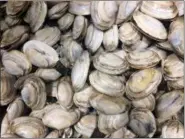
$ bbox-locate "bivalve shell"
[69,1,90,15]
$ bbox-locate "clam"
[74,114,97,138]
[140,1,178,20]
[98,111,129,134]
[93,52,129,75]
[0,68,16,106]
[72,15,88,40]
[24,1,47,32]
[155,90,184,121]
[0,25,29,50]
[156,41,174,51]
[174,1,184,16]
[110,127,136,138]
[103,25,118,52]
[45,130,63,138]
[161,120,184,138]
[89,70,125,96]
[57,13,75,31]
[133,11,167,41]
[126,68,162,100]
[23,40,59,68]
[31,27,61,46]
[91,1,118,30]
[129,108,156,137]
[71,51,90,91]
[35,68,61,82]
[126,49,161,69]
[2,50,32,76]
[116,1,140,24]
[42,108,81,130]
[69,1,90,15]
[85,24,103,53]
[168,17,184,58]
[48,2,68,20]
[10,116,48,138]
[90,92,130,115]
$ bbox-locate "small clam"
[10,116,48,138]
[74,114,97,138]
[110,127,136,138]
[23,40,59,68]
[161,120,184,138]
[93,52,129,75]
[31,27,61,46]
[174,1,184,16]
[90,92,130,115]
[42,108,81,130]
[129,108,156,138]
[71,51,90,91]
[98,111,129,134]
[48,2,68,20]
[89,70,125,96]
[85,24,103,53]
[126,68,162,100]
[2,50,32,76]
[24,1,47,32]
[140,1,178,20]
[133,11,167,41]
[126,49,161,69]
[69,1,90,15]
[103,25,118,52]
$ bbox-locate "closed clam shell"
[10,116,48,138]
[69,1,90,15]
[126,49,160,69]
[72,15,88,40]
[32,27,61,46]
[57,13,75,31]
[90,92,130,115]
[155,90,184,120]
[74,114,97,137]
[103,25,118,51]
[85,24,103,53]
[133,11,167,41]
[71,51,90,91]
[56,77,74,109]
[48,2,68,19]
[98,111,129,134]
[126,68,162,100]
[161,120,184,138]
[148,46,167,62]
[89,70,125,96]
[116,1,140,24]
[140,1,178,20]
[24,1,47,32]
[119,22,141,46]
[0,25,29,49]
[42,108,81,130]
[35,68,61,82]
[0,68,16,106]
[110,127,136,138]
[2,50,32,76]
[167,77,184,90]
[132,94,156,111]
[174,1,184,16]
[45,130,63,138]
[129,108,156,138]
[93,52,129,75]
[23,40,59,68]
[91,1,118,30]
[156,41,174,51]
[162,54,184,81]
[168,17,184,58]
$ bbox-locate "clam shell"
[10,116,48,138]
[148,46,167,62]
[133,11,167,41]
[45,130,63,138]
[156,41,174,51]
[89,70,125,96]
[167,77,184,90]
[110,127,136,138]
[93,52,129,75]
[69,1,90,15]
[126,68,162,100]
[140,1,178,20]
[90,92,130,115]
[129,108,156,137]
[174,1,184,16]
[23,40,59,68]
[32,27,61,46]
[71,51,90,91]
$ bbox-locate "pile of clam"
[0,1,184,138]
